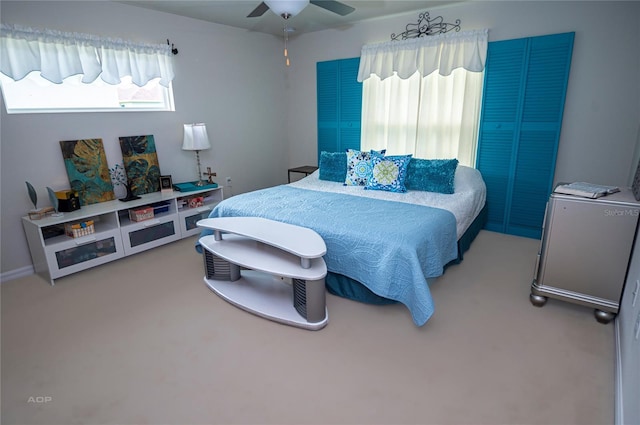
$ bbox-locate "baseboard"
[0,265,34,283]
[614,318,623,425]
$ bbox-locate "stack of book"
[554,182,620,199]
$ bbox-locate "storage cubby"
[42,212,118,247]
[22,186,223,284]
[177,188,223,237]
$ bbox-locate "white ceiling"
[115,1,464,37]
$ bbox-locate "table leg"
[293,278,326,323]
[204,250,240,281]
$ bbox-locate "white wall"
[0,1,288,274]
[2,0,639,277]
[286,1,640,188]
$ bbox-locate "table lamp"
[182,123,211,186]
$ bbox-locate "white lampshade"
[182,123,211,151]
[265,0,309,18]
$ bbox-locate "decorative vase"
[114,184,127,199]
[119,183,141,202]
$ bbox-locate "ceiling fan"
[247,0,355,20]
[249,1,354,67]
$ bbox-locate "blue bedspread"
[198,185,457,326]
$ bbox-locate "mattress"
[289,165,486,239]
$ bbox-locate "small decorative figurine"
[203,167,216,184]
[110,163,140,202]
[26,181,37,210]
[26,181,54,219]
[46,187,64,217]
[120,180,141,202]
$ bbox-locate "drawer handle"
[142,219,161,227]
[633,280,639,307]
[74,236,96,245]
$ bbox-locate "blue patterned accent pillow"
[318,151,347,182]
[344,149,387,186]
[405,158,459,194]
[365,155,412,193]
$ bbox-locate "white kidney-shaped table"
[197,217,328,330]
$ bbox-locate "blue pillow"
[318,151,347,182]
[365,155,412,193]
[405,158,459,194]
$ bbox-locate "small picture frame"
[160,175,173,193]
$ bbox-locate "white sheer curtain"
[0,24,174,87]
[358,29,488,166]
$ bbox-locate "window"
[0,23,175,114]
[358,30,488,166]
[0,72,175,114]
[361,67,484,166]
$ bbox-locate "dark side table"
[288,166,318,183]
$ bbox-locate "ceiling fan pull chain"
[283,26,291,67]
[284,28,288,57]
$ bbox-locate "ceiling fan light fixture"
[265,0,310,19]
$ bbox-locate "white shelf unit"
[22,186,223,284]
[178,190,223,237]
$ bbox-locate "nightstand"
[288,165,318,183]
[530,188,640,323]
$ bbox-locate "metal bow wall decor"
[390,11,461,40]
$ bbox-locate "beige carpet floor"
[1,230,614,425]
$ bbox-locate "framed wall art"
[59,138,115,206]
[119,134,161,196]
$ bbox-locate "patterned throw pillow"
[365,155,412,193]
[344,149,380,186]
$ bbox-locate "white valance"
[0,23,174,87]
[357,29,488,82]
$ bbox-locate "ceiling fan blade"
[247,2,270,18]
[310,0,355,16]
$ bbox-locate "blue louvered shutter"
[317,57,362,161]
[317,60,339,155]
[477,32,574,239]
[476,38,528,235]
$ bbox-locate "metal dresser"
[530,187,640,323]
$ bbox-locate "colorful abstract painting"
[119,135,161,196]
[59,139,115,206]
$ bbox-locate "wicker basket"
[129,207,154,222]
[64,220,95,238]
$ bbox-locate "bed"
[197,157,486,326]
